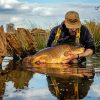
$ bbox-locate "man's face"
[64,20,77,32]
[69,28,78,36]
[69,28,77,32]
[64,20,80,35]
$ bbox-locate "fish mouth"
[22,56,32,63]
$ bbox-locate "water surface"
[0,54,100,100]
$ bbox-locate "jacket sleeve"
[83,26,95,54]
[47,27,57,47]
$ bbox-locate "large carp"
[23,44,84,64]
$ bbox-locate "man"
[47,11,95,64]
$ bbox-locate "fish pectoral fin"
[64,51,70,56]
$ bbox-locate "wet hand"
[67,52,78,60]
[62,53,78,64]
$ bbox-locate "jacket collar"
[59,21,68,31]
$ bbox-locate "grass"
[31,28,50,50]
[85,20,100,51]
[34,32,49,50]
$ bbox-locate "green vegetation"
[31,28,49,50]
[85,21,100,51]
[34,32,49,50]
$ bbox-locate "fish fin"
[64,51,69,56]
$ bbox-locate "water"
[0,54,100,100]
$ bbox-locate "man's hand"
[62,52,78,64]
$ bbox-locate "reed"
[35,33,49,50]
[31,28,49,50]
[85,20,100,50]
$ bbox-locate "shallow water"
[0,54,100,100]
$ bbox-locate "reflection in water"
[47,75,94,100]
[0,60,34,99]
[25,63,94,78]
[24,63,95,100]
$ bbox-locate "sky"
[0,0,100,30]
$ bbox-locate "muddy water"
[0,54,100,100]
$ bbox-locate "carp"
[23,44,84,64]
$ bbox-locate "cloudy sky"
[0,0,100,29]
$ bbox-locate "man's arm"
[62,26,95,63]
[83,25,95,54]
[78,48,93,58]
[62,49,93,64]
[71,26,95,59]
[78,25,95,58]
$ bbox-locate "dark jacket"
[47,22,95,64]
[47,22,95,53]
